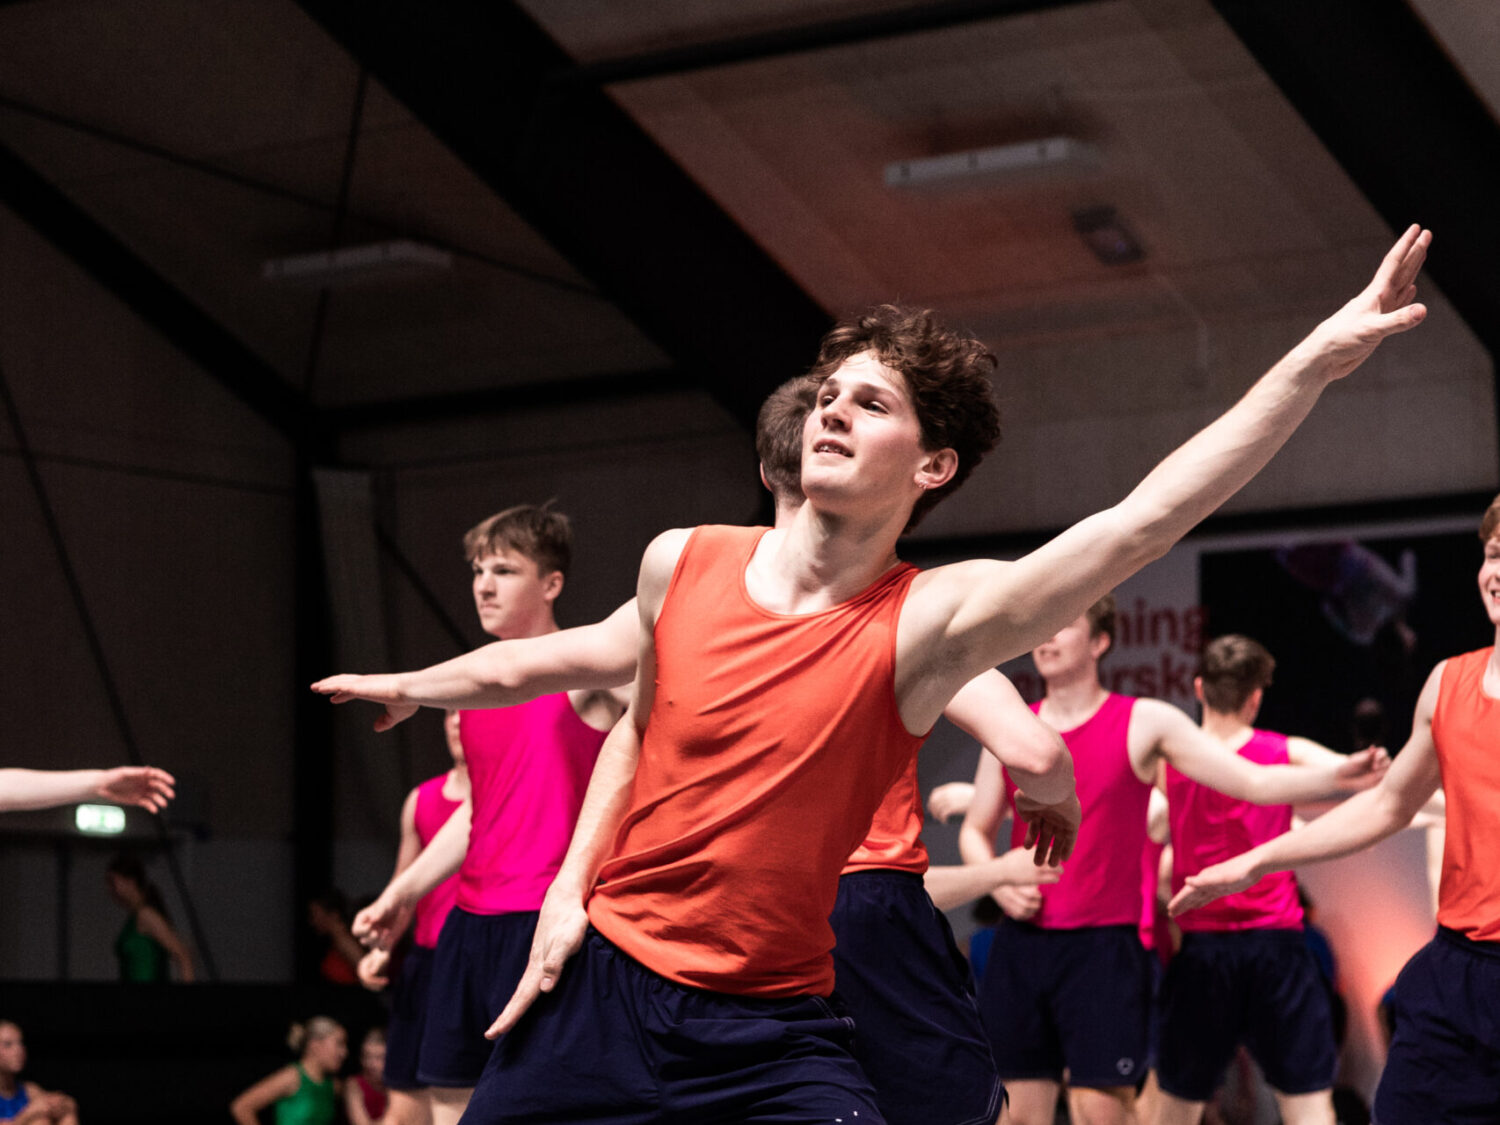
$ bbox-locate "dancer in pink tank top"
[345,505,625,1125]
[1154,635,1351,1125]
[354,710,468,1125]
[963,596,1387,1125]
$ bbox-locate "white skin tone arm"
[941,670,1078,864]
[1130,698,1387,804]
[0,766,175,813]
[231,1065,300,1125]
[312,599,639,730]
[353,798,471,950]
[893,228,1430,733]
[359,788,423,987]
[484,528,684,1039]
[957,752,1048,921]
[1171,661,1445,916]
[345,1077,376,1125]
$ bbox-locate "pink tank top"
[1007,693,1148,929]
[1139,838,1171,964]
[1167,729,1303,932]
[456,694,607,915]
[411,772,464,948]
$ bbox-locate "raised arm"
[0,765,175,813]
[485,528,688,1038]
[312,598,639,730]
[942,671,1078,863]
[1171,661,1445,916]
[1136,698,1386,805]
[899,228,1430,725]
[353,798,471,951]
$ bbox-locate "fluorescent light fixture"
[76,804,127,835]
[261,240,453,286]
[884,136,1099,187]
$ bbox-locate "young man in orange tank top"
[325,229,1431,1123]
[1171,493,1500,1124]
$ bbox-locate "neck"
[0,1075,15,1097]
[301,1058,326,1082]
[1201,708,1251,742]
[491,613,559,643]
[750,503,903,613]
[1040,669,1108,724]
[445,764,470,797]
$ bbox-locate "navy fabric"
[1374,928,1500,1125]
[830,871,1002,1125]
[416,907,538,1088]
[977,920,1150,1089]
[1156,928,1336,1101]
[463,928,886,1124]
[383,945,434,1090]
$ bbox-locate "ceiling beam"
[296,1,832,431]
[0,141,309,442]
[1212,0,1500,472]
[558,0,1099,88]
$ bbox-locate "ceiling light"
[261,240,453,286]
[884,136,1099,187]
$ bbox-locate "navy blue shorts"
[1156,928,1336,1101]
[384,944,435,1090]
[416,907,537,1088]
[830,871,1002,1125]
[977,920,1150,1089]
[1374,927,1500,1124]
[464,928,886,1124]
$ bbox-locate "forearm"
[1005,747,1074,808]
[924,858,1017,913]
[957,818,1000,866]
[1239,784,1416,879]
[388,804,469,905]
[548,712,642,903]
[0,768,106,812]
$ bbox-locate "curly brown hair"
[1198,634,1276,713]
[808,305,1001,529]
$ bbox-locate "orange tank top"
[842,758,929,874]
[1432,647,1500,943]
[587,525,925,996]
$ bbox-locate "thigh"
[1242,934,1336,1097]
[1374,937,1500,1125]
[417,911,537,1089]
[1051,927,1151,1090]
[831,873,1001,1125]
[1155,937,1246,1102]
[977,921,1065,1083]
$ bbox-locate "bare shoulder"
[1416,658,1448,717]
[638,528,694,604]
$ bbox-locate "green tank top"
[114,914,170,982]
[275,1065,336,1125]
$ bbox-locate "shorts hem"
[415,1071,481,1090]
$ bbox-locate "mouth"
[811,439,852,458]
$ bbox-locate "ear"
[541,569,564,603]
[915,447,958,492]
[1193,676,1204,704]
[759,464,771,494]
[1089,629,1112,661]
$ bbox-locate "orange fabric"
[588,525,925,996]
[842,758,929,874]
[1432,647,1500,943]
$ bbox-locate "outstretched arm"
[485,529,688,1039]
[0,766,176,813]
[1171,661,1445,916]
[312,599,639,730]
[942,671,1078,864]
[898,228,1430,728]
[1138,699,1387,804]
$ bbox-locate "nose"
[818,391,850,430]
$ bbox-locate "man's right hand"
[485,889,590,1039]
[1014,791,1081,866]
[993,882,1044,922]
[352,891,413,951]
[310,674,419,731]
[357,948,392,991]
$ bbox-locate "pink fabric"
[1007,693,1149,929]
[456,694,607,915]
[1139,838,1171,964]
[411,772,464,949]
[1167,728,1303,932]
